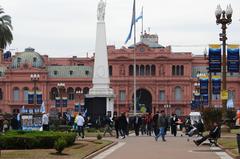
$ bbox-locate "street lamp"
[164,103,171,116]
[76,90,84,112]
[57,83,65,117]
[215,4,232,118]
[204,48,213,108]
[30,74,40,112]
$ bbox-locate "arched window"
[109,65,112,76]
[172,65,175,76]
[136,65,139,76]
[140,65,145,76]
[23,87,29,102]
[129,65,133,76]
[176,65,180,76]
[0,88,3,100]
[75,87,81,93]
[151,65,156,76]
[50,87,58,100]
[228,90,235,100]
[175,86,182,101]
[146,65,150,76]
[13,87,20,101]
[83,87,89,94]
[180,65,184,76]
[67,87,74,100]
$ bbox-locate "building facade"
[0,33,239,116]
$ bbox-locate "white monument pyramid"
[88,0,114,116]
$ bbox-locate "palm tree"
[0,6,13,50]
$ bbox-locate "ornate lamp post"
[57,83,65,117]
[215,4,232,121]
[76,90,84,112]
[30,74,40,112]
[164,101,171,116]
[204,49,213,108]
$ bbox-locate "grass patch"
[218,138,237,149]
[0,140,113,159]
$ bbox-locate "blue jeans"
[156,127,166,141]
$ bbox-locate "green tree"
[0,6,13,50]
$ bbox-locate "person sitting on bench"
[193,122,220,146]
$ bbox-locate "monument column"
[88,0,114,117]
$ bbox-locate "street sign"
[209,44,222,72]
[227,44,239,72]
[221,90,228,100]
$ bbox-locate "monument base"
[85,90,114,120]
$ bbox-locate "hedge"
[0,131,76,149]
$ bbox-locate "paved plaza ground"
[93,132,233,159]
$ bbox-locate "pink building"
[0,33,238,116]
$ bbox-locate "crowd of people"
[1,109,222,147]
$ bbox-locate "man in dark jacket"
[103,113,113,137]
[170,113,178,136]
[153,111,160,136]
[133,114,142,136]
[112,114,120,138]
[155,110,168,141]
[119,112,128,139]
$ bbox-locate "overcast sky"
[1,0,240,57]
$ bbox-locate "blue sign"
[212,78,221,94]
[28,92,34,104]
[55,97,60,107]
[227,46,239,72]
[202,95,208,105]
[200,78,208,95]
[209,46,221,72]
[37,93,42,105]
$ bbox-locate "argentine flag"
[135,7,143,23]
[125,0,135,44]
[125,3,143,44]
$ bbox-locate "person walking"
[112,114,120,138]
[119,112,127,139]
[153,111,160,136]
[155,110,168,142]
[146,112,153,136]
[133,114,142,136]
[103,113,113,137]
[42,112,49,131]
[170,113,178,136]
[76,112,85,139]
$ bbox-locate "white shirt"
[42,114,49,125]
[76,115,85,126]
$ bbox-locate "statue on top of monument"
[97,0,106,21]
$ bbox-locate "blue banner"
[62,97,68,107]
[202,95,208,105]
[36,92,42,105]
[28,92,34,104]
[200,78,208,95]
[55,97,60,107]
[227,45,239,72]
[209,44,221,72]
[212,77,221,94]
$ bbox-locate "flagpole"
[141,6,143,36]
[133,0,137,116]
